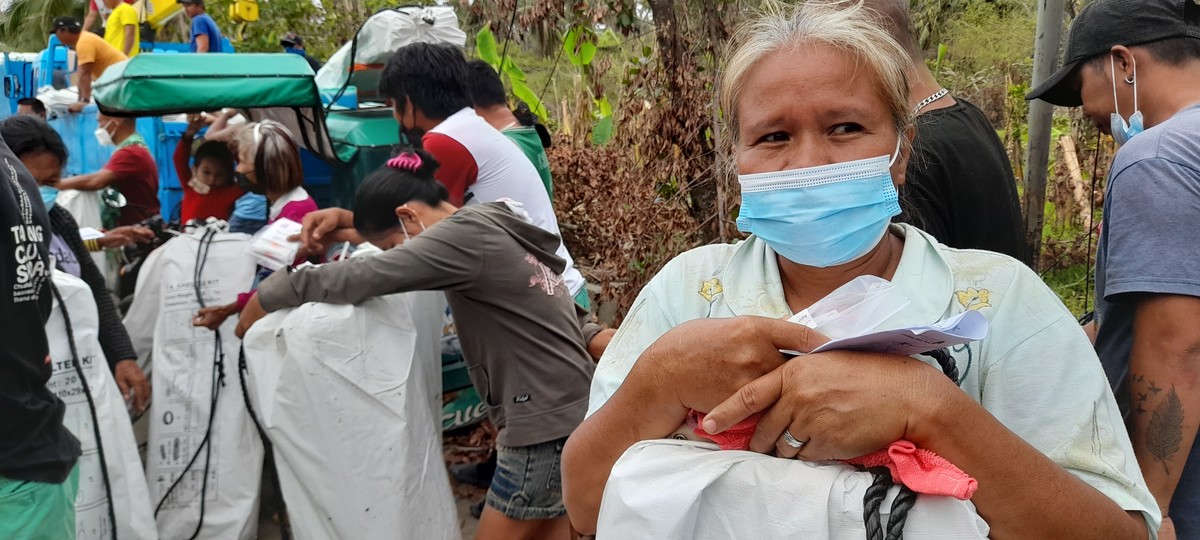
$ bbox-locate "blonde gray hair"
[719,0,915,140]
[233,120,305,196]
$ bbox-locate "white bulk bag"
[45,270,157,540]
[55,189,111,286]
[315,6,466,91]
[241,287,459,540]
[123,229,263,539]
[598,440,989,540]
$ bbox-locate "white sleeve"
[587,286,677,417]
[978,270,1160,534]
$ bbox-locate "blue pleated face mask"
[1110,55,1144,147]
[736,138,903,268]
[40,185,59,208]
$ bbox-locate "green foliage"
[563,25,597,67]
[0,0,83,52]
[940,0,1036,73]
[474,26,549,122]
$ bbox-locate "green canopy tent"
[93,53,339,163]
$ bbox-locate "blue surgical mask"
[1110,55,1143,147]
[284,47,302,56]
[39,185,59,208]
[736,139,903,268]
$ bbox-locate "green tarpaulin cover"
[94,53,320,115]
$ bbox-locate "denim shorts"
[486,437,568,520]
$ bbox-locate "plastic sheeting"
[123,229,263,539]
[315,6,466,91]
[597,440,989,539]
[46,270,157,540]
[242,283,459,540]
[55,190,110,287]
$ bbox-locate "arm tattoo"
[1139,377,1185,475]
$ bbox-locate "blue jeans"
[1172,439,1200,537]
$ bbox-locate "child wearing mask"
[176,114,243,223]
[191,120,319,330]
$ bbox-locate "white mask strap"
[888,136,903,167]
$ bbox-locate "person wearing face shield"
[561,1,1158,538]
[235,148,594,540]
[1027,1,1200,537]
[57,113,159,227]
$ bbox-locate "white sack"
[56,189,111,287]
[46,270,157,540]
[123,230,263,539]
[315,6,466,90]
[242,286,458,540]
[598,440,989,540]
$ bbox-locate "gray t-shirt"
[1095,103,1200,532]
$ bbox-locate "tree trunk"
[648,0,684,102]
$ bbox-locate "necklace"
[913,88,949,114]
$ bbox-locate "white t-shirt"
[589,224,1159,534]
[424,108,584,296]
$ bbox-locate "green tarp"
[94,53,320,115]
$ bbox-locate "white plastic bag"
[315,7,466,91]
[46,270,157,540]
[245,218,301,271]
[123,229,263,539]
[241,257,458,539]
[788,275,910,339]
[56,190,111,287]
[598,440,989,540]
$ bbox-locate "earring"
[1124,76,1135,84]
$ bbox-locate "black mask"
[236,172,266,195]
[400,127,426,149]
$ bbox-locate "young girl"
[176,114,243,223]
[236,149,594,540]
[192,120,319,330]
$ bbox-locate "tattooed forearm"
[1147,387,1185,474]
[1133,375,1185,475]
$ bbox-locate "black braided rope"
[861,347,960,540]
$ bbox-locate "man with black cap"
[177,0,224,53]
[51,16,127,113]
[1027,1,1200,537]
[280,32,322,72]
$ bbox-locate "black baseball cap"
[1027,0,1200,106]
[49,16,81,33]
[176,0,204,5]
[280,32,303,47]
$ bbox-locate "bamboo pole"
[1024,0,1067,270]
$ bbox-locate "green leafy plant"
[476,26,549,122]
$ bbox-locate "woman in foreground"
[561,1,1158,538]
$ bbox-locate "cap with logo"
[1027,0,1200,106]
[48,16,82,34]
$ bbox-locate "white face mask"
[397,207,427,244]
[94,121,116,148]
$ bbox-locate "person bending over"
[238,149,593,540]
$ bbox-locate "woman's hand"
[235,294,267,338]
[113,359,150,414]
[291,208,357,256]
[193,302,238,331]
[98,225,155,249]
[562,316,827,535]
[703,350,953,460]
[629,316,830,416]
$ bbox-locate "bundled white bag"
[598,440,989,539]
[55,189,111,286]
[123,229,263,539]
[315,7,466,91]
[45,270,157,540]
[242,279,459,540]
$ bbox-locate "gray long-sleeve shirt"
[258,203,594,447]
